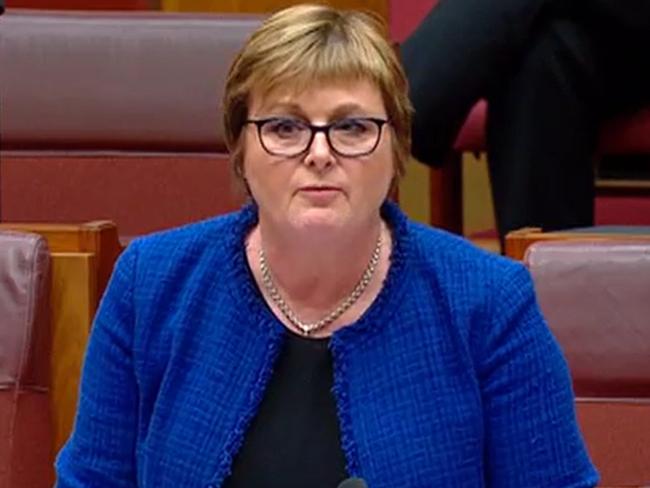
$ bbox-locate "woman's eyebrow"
[328,103,369,119]
[255,101,375,120]
[258,102,305,116]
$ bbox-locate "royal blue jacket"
[56,202,598,487]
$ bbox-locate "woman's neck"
[246,216,391,334]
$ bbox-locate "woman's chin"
[288,207,347,232]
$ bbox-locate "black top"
[223,331,348,488]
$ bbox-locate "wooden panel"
[7,0,155,9]
[505,227,650,261]
[0,221,122,312]
[163,0,388,19]
[399,158,431,225]
[463,152,495,236]
[2,221,115,251]
[50,252,95,456]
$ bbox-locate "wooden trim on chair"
[49,252,96,455]
[0,221,123,309]
[0,222,124,458]
[505,227,650,261]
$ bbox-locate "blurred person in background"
[404,0,650,241]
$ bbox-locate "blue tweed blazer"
[56,202,598,488]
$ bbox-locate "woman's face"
[242,78,394,234]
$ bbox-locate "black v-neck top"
[223,331,348,488]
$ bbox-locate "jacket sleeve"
[55,242,140,487]
[478,263,599,488]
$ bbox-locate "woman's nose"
[304,132,335,170]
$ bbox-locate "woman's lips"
[299,186,341,192]
[297,186,342,203]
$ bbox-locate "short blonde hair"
[222,4,412,191]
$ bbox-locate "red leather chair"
[0,231,54,488]
[1,10,263,238]
[435,103,650,233]
[389,0,650,234]
[526,240,650,487]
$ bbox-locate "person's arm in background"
[55,244,140,487]
[476,264,598,487]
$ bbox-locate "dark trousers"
[402,0,650,238]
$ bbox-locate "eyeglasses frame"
[244,116,390,158]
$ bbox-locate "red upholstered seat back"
[526,240,650,487]
[0,231,53,488]
[1,10,266,236]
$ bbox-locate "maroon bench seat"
[1,10,266,237]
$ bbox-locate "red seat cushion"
[453,101,487,152]
[453,100,650,155]
[600,107,650,154]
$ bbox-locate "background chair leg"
[430,153,463,234]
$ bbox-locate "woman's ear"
[243,177,253,197]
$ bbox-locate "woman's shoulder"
[127,206,252,266]
[405,220,523,280]
[398,219,535,317]
[101,207,254,337]
[112,206,254,298]
[382,203,526,302]
[136,210,243,252]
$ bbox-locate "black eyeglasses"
[244,116,389,158]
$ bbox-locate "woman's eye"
[267,120,302,137]
[335,119,369,134]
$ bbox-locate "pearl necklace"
[259,231,383,336]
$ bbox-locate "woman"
[55,5,598,487]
